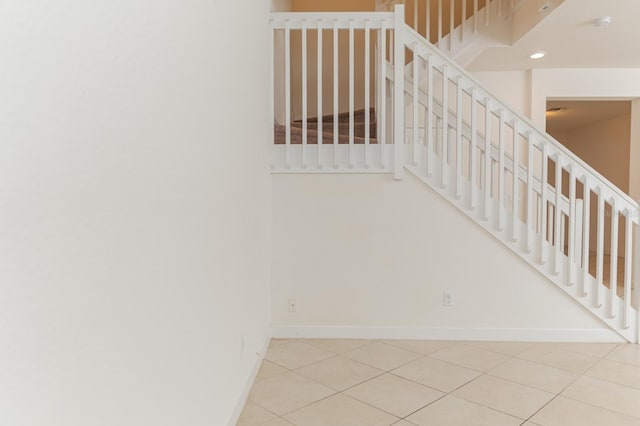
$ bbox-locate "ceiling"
[545,100,630,133]
[468,0,640,71]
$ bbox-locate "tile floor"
[237,339,640,426]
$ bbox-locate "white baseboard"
[227,336,271,426]
[272,325,625,343]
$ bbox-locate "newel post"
[393,4,405,180]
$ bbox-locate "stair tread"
[274,124,379,145]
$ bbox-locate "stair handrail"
[395,65,572,216]
[402,22,640,220]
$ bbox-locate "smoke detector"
[594,16,612,27]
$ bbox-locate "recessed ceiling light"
[594,16,612,27]
[530,51,546,59]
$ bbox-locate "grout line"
[254,339,640,424]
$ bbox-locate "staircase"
[269,5,640,342]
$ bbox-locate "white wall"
[0,1,271,425]
[271,174,615,341]
[472,71,531,119]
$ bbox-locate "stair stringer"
[404,157,639,343]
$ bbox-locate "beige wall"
[548,114,631,255]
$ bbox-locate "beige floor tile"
[586,358,640,390]
[344,373,444,417]
[488,358,579,393]
[256,360,288,382]
[453,375,554,419]
[262,419,293,426]
[295,356,383,391]
[343,342,423,371]
[284,394,399,426]
[463,341,535,357]
[548,342,618,358]
[517,344,600,373]
[392,356,480,393]
[531,395,640,426]
[406,395,523,426]
[429,343,510,372]
[381,340,455,355]
[392,421,416,426]
[561,376,640,419]
[606,344,640,367]
[236,401,278,426]
[248,372,335,416]
[265,341,334,369]
[303,338,373,354]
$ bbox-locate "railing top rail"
[270,11,395,29]
[402,23,639,216]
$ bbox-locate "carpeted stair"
[275,109,378,145]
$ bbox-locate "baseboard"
[226,335,271,426]
[272,325,625,343]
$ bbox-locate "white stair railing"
[269,5,640,342]
[377,0,516,60]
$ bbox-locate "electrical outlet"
[443,292,454,307]
[288,299,297,312]
[241,334,246,353]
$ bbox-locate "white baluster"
[302,20,308,168]
[379,21,387,168]
[568,165,576,285]
[473,0,478,33]
[485,0,490,25]
[596,189,605,308]
[348,20,355,168]
[609,199,619,318]
[553,154,562,275]
[461,0,466,42]
[426,55,433,177]
[581,177,591,297]
[623,213,634,328]
[449,0,454,51]
[333,19,339,168]
[455,76,463,200]
[512,121,519,242]
[483,99,491,221]
[317,19,323,167]
[441,65,449,188]
[497,110,505,232]
[284,21,293,168]
[393,4,405,179]
[269,18,275,154]
[470,88,478,210]
[365,20,371,168]
[412,44,419,166]
[526,132,533,253]
[539,143,548,264]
